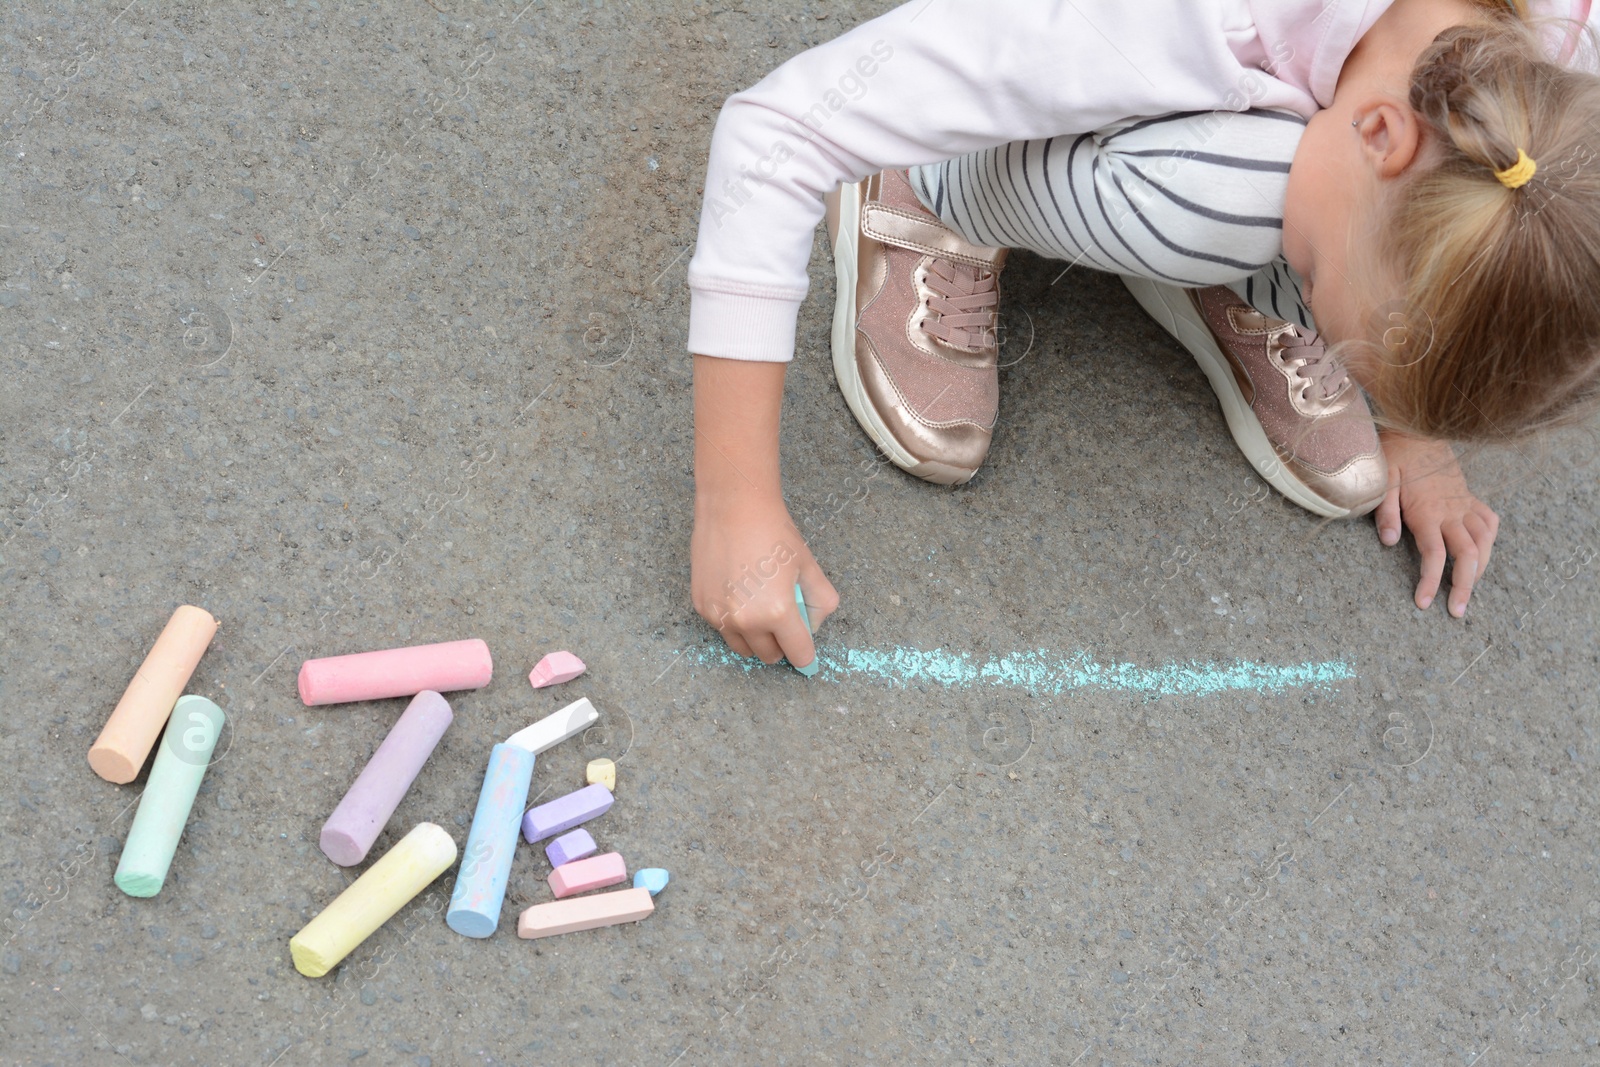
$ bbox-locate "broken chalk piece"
[90,605,219,784]
[790,584,818,677]
[522,783,614,843]
[290,822,457,978]
[585,757,616,792]
[549,852,627,898]
[528,650,586,689]
[517,886,654,939]
[446,742,536,939]
[297,638,492,707]
[633,868,670,897]
[113,695,225,897]
[546,828,597,868]
[320,691,454,866]
[503,697,599,755]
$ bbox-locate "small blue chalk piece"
[790,583,818,678]
[633,868,670,896]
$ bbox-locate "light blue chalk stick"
[633,868,670,896]
[447,743,535,938]
[545,828,597,868]
[791,583,818,677]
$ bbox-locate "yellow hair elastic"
[1495,149,1538,189]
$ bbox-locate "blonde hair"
[1357,14,1600,441]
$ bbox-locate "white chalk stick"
[503,697,598,755]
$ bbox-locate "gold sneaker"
[1122,277,1387,518]
[824,169,1008,485]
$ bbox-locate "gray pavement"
[3,2,1600,1064]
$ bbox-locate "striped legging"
[908,109,1317,331]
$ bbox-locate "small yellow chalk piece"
[586,758,616,792]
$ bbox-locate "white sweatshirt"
[685,0,1596,363]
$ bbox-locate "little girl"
[687,0,1600,671]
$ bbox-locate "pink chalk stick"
[549,852,626,898]
[528,651,586,689]
[517,886,654,939]
[298,639,492,706]
[319,691,454,866]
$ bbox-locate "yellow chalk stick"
[90,605,219,784]
[586,758,616,792]
[290,822,457,978]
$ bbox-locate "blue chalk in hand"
[522,783,614,843]
[790,583,818,677]
[545,828,597,868]
[633,868,670,896]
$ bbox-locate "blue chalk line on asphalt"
[693,644,1353,696]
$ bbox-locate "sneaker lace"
[922,258,999,350]
[1279,325,1351,403]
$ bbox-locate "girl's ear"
[1353,98,1423,179]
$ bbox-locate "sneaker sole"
[1119,275,1352,519]
[828,180,978,487]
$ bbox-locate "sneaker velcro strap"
[861,203,1006,270]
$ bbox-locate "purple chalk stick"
[545,828,597,868]
[320,691,454,866]
[522,784,613,843]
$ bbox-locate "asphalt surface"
[3,2,1599,1064]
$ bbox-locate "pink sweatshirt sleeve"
[1528,0,1596,64]
[685,0,1347,363]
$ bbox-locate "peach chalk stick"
[549,852,627,898]
[290,822,457,978]
[297,639,492,706]
[320,691,455,866]
[90,605,218,784]
[517,886,654,940]
[528,650,585,689]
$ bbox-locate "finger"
[1376,466,1403,546]
[720,626,756,661]
[1463,510,1496,581]
[1414,527,1447,611]
[772,599,818,673]
[1442,521,1480,618]
[797,565,841,631]
[744,629,786,666]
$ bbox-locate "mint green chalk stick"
[114,695,225,898]
[791,583,818,678]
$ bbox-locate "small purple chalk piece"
[522,783,614,844]
[546,828,598,868]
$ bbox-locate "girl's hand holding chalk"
[689,493,835,670]
[690,354,839,666]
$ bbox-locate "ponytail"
[1356,22,1600,440]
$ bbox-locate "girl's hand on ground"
[690,491,840,669]
[1374,432,1499,617]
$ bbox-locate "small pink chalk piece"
[549,852,626,899]
[517,886,654,939]
[528,651,586,689]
